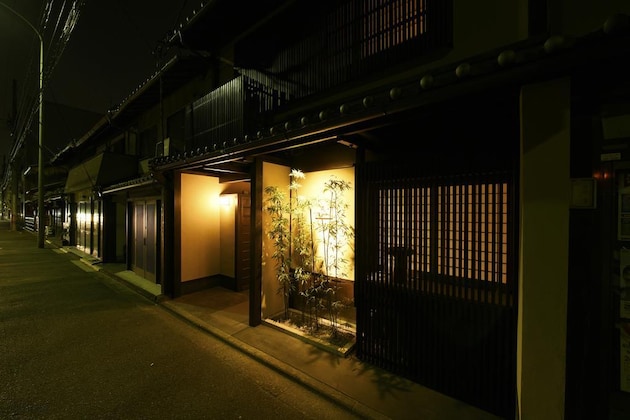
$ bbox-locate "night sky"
[0,0,199,163]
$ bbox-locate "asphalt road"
[0,229,361,419]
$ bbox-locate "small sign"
[602,152,622,161]
[570,178,596,209]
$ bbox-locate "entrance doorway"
[131,200,159,283]
[235,191,251,291]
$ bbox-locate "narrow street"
[0,226,360,419]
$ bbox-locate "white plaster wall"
[452,0,528,55]
[559,0,630,36]
[180,173,221,282]
[395,1,629,87]
[518,78,570,420]
[395,0,529,79]
[219,193,236,277]
[301,167,355,281]
[261,162,291,319]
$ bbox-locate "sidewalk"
[3,222,501,420]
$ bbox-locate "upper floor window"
[242,0,451,108]
[362,0,427,58]
[138,126,157,160]
[167,109,186,155]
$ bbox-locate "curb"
[98,267,167,304]
[46,237,389,419]
[160,301,389,420]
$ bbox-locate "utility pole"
[0,2,45,247]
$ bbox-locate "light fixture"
[219,194,236,207]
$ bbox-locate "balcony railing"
[184,75,291,149]
[182,0,453,151]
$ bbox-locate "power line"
[2,0,84,190]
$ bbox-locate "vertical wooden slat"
[240,0,451,109]
[357,161,516,418]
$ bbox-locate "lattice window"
[362,0,427,58]
[379,185,431,273]
[260,0,448,102]
[377,181,509,284]
[437,183,509,284]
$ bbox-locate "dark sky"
[0,0,199,162]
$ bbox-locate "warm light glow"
[219,194,237,207]
[379,181,509,285]
[77,209,87,224]
[298,168,355,281]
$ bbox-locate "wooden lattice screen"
[247,0,452,103]
[187,77,246,148]
[355,164,517,418]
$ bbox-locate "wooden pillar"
[250,158,263,326]
[161,173,175,297]
[172,172,182,298]
[68,197,77,246]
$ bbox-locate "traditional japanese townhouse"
[146,1,630,418]
[50,53,213,274]
[51,0,630,418]
[1,100,100,236]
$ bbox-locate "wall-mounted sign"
[570,178,596,209]
[602,152,622,161]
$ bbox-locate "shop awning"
[64,152,137,194]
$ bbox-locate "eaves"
[152,22,630,173]
[51,54,210,164]
[165,0,297,53]
[101,174,159,195]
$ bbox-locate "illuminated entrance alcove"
[261,162,356,356]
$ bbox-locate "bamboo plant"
[265,170,355,339]
[313,175,354,337]
[264,184,293,320]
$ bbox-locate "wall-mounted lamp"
[219,194,237,207]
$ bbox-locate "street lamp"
[0,2,45,248]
